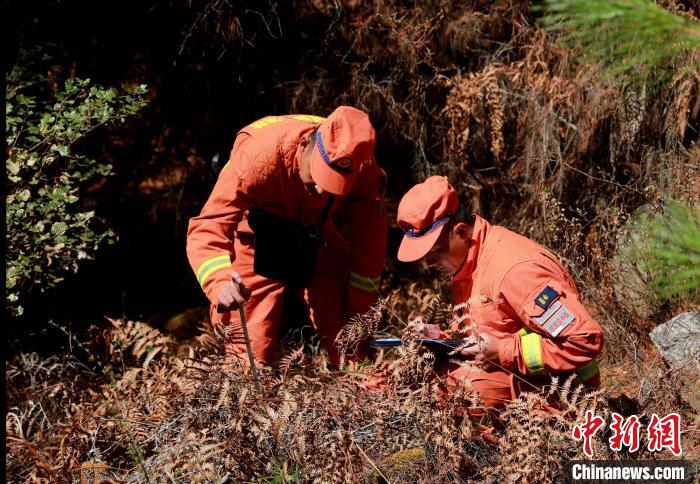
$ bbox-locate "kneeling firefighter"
[186,107,387,367]
[397,176,604,409]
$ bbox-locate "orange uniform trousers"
[210,228,349,367]
[438,361,601,411]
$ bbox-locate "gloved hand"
[460,332,501,369]
[358,373,387,392]
[217,270,252,312]
[408,315,447,339]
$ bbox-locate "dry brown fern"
[104,318,172,368]
[496,376,606,482]
[335,297,387,368]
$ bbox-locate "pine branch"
[633,201,700,301]
[538,0,700,83]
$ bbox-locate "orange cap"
[397,176,458,262]
[310,106,376,195]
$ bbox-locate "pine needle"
[538,0,700,84]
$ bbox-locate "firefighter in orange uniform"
[187,107,387,367]
[397,176,603,408]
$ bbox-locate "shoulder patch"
[534,286,559,310]
[533,300,561,325]
[543,304,575,337]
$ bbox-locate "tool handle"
[239,307,263,394]
[369,338,475,351]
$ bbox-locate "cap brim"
[397,223,445,262]
[310,148,358,196]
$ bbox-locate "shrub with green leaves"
[6,67,147,316]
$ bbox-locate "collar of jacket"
[291,128,315,174]
[451,214,490,283]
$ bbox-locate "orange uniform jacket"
[451,215,603,382]
[187,114,387,319]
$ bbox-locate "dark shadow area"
[5,0,418,351]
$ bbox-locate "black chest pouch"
[247,196,333,288]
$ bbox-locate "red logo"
[609,413,641,452]
[647,413,682,456]
[572,412,683,457]
[572,410,606,457]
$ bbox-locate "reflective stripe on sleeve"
[250,116,283,129]
[196,255,232,287]
[289,114,326,123]
[519,328,546,375]
[349,271,380,292]
[574,359,599,383]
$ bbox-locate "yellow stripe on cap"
[196,255,232,286]
[520,329,546,375]
[349,271,380,292]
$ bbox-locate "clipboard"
[369,338,475,352]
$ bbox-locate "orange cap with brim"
[310,106,376,195]
[397,176,458,262]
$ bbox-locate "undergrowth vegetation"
[8,305,694,482]
[5,0,700,482]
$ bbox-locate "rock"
[650,312,700,367]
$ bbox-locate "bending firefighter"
[397,176,604,408]
[187,107,387,367]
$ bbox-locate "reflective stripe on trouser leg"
[349,271,380,292]
[574,359,599,383]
